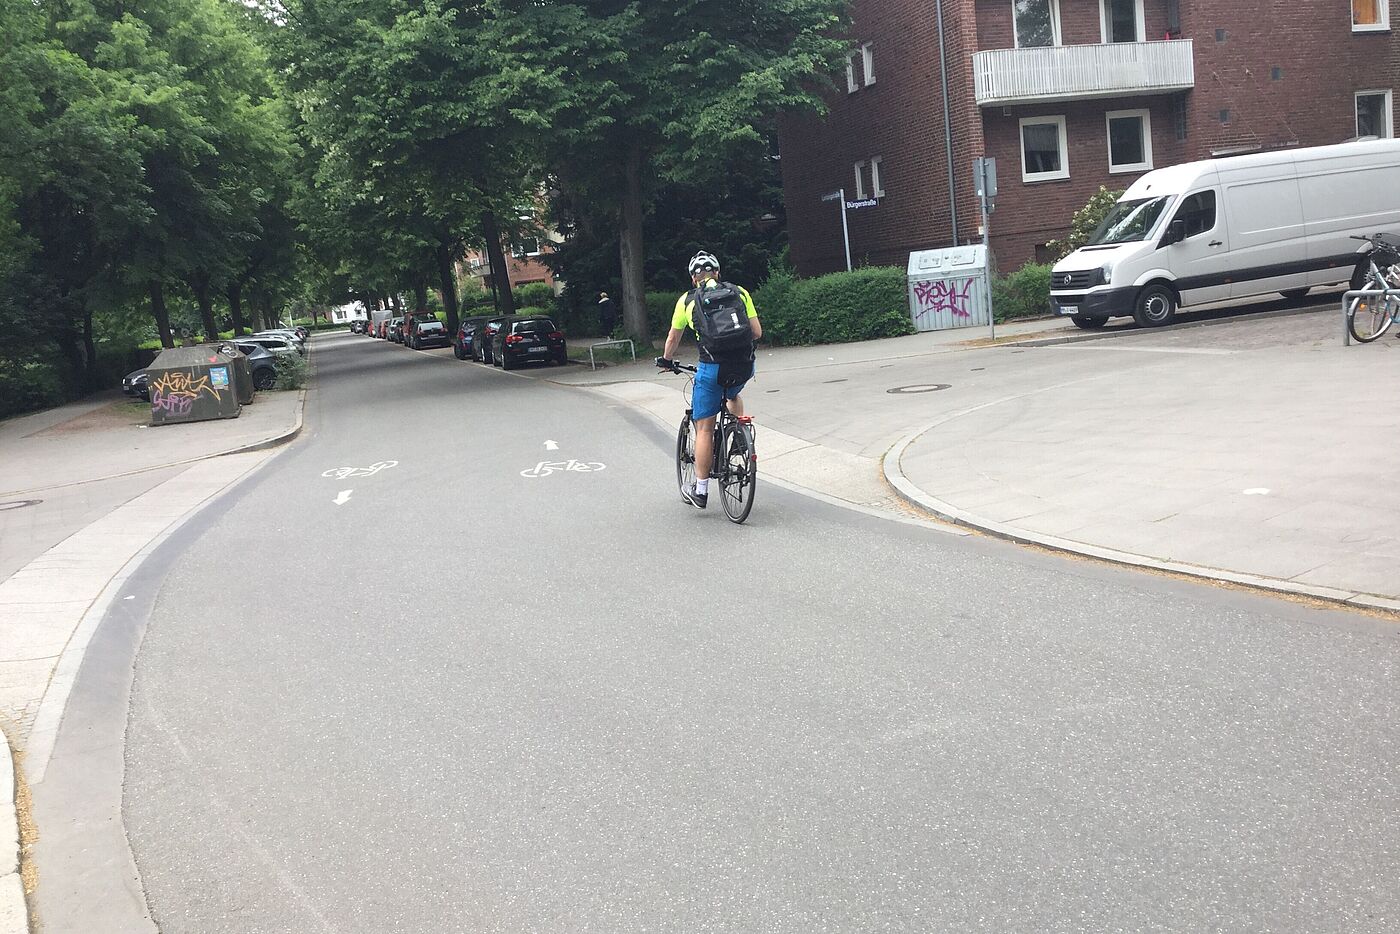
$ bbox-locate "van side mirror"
[1162,219,1186,247]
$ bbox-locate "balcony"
[973,40,1194,107]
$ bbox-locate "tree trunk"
[618,142,649,344]
[412,281,428,311]
[149,280,175,348]
[258,295,274,331]
[435,241,461,334]
[227,282,247,336]
[191,272,219,341]
[80,306,98,392]
[390,292,403,312]
[482,210,515,315]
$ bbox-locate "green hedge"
[756,266,913,346]
[991,263,1052,322]
[514,282,555,308]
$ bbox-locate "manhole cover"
[0,500,42,512]
[887,384,951,394]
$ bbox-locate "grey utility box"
[906,245,991,332]
[147,345,243,426]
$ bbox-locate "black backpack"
[690,282,753,360]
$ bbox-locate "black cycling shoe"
[681,483,708,509]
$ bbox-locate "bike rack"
[1341,288,1400,345]
[588,338,636,370]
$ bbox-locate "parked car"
[494,316,568,370]
[409,318,451,349]
[388,317,405,343]
[472,317,509,364]
[234,341,280,390]
[122,368,150,401]
[1050,138,1400,329]
[293,325,309,341]
[453,315,491,360]
[245,335,301,357]
[252,329,307,355]
[350,320,367,334]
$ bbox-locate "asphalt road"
[114,332,1399,933]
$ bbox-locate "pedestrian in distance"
[655,250,762,509]
[597,291,617,337]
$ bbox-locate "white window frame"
[1099,0,1146,43]
[1355,89,1394,138]
[1105,108,1153,173]
[1012,0,1062,48]
[846,54,858,93]
[853,161,868,199]
[1352,0,1390,32]
[1019,115,1069,182]
[870,156,885,198]
[861,42,875,86]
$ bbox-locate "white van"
[1049,139,1400,329]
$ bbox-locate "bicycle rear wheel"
[718,421,756,524]
[675,415,696,502]
[1348,292,1397,342]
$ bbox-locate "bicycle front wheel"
[718,421,756,524]
[1348,292,1397,343]
[675,415,696,502]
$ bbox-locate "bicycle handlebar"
[655,357,697,374]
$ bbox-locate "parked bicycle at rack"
[1346,232,1400,343]
[658,361,757,524]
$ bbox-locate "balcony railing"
[973,39,1194,107]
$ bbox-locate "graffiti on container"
[150,369,223,415]
[912,278,975,322]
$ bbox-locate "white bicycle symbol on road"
[321,460,399,480]
[520,460,607,478]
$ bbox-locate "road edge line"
[0,734,26,934]
[881,425,1399,617]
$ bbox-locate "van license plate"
[1058,305,1079,316]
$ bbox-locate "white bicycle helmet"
[687,250,720,277]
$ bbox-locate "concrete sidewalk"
[888,314,1400,611]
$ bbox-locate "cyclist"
[656,250,762,509]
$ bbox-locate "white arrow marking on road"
[334,490,353,506]
[544,440,559,451]
[1242,488,1271,496]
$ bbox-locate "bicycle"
[659,361,757,524]
[1346,233,1400,342]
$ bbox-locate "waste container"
[906,245,991,332]
[146,345,243,426]
[224,343,255,405]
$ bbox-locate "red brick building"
[779,0,1400,275]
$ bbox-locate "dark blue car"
[453,315,491,361]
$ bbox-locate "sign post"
[973,157,998,340]
[821,189,852,272]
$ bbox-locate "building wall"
[780,0,1400,275]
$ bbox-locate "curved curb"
[882,425,1400,617]
[0,738,27,933]
[0,389,306,498]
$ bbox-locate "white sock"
[696,478,709,494]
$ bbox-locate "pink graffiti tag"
[150,391,194,416]
[912,278,974,321]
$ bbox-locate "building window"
[853,160,867,199]
[870,156,885,197]
[1356,89,1394,138]
[1100,0,1144,43]
[513,236,541,258]
[1353,0,1389,31]
[1019,115,1068,181]
[846,54,858,93]
[1171,97,1187,140]
[1012,0,1060,48]
[1106,109,1153,173]
[861,42,875,86]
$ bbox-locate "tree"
[481,0,851,342]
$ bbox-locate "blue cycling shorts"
[692,360,754,420]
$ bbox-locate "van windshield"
[1086,196,1173,245]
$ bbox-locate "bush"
[759,266,913,346]
[0,361,66,419]
[515,305,549,318]
[514,282,555,308]
[1044,186,1124,262]
[273,351,309,390]
[991,262,1053,322]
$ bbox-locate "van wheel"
[1071,315,1108,330]
[1133,284,1177,327]
[1280,288,1310,301]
